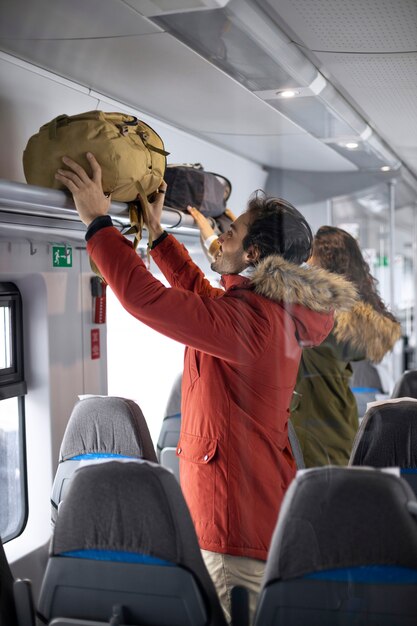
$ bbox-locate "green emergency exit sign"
[52,245,72,267]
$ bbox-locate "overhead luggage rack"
[0,179,199,242]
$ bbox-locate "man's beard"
[211,249,247,275]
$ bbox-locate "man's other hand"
[145,180,167,240]
[188,205,216,240]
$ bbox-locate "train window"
[0,283,27,543]
[0,304,12,369]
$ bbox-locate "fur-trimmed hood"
[249,256,400,361]
[334,302,402,363]
[250,255,357,313]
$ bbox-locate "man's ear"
[244,244,261,264]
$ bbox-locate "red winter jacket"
[87,228,353,560]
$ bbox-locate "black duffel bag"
[164,163,232,218]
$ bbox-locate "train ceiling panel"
[0,0,416,186]
[320,55,417,174]
[0,0,163,39]
[0,0,369,174]
[258,0,417,177]
[0,32,295,136]
[261,0,417,53]
[201,131,357,172]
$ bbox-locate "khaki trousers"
[201,549,265,625]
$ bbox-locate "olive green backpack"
[23,110,169,251]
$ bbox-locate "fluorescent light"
[345,142,359,150]
[381,166,391,172]
[277,89,299,98]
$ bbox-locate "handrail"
[0,179,198,234]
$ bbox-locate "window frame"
[0,282,28,543]
[0,283,26,399]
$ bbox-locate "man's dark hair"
[243,192,313,264]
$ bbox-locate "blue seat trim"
[69,453,136,460]
[304,565,417,583]
[351,387,380,393]
[401,468,417,474]
[60,549,174,566]
[164,413,181,420]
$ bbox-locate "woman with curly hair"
[291,226,402,467]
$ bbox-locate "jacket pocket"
[177,432,217,525]
[186,348,200,386]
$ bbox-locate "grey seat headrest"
[264,466,417,584]
[59,396,157,462]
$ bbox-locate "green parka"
[291,302,402,467]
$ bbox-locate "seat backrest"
[392,370,417,399]
[0,538,18,626]
[40,460,226,626]
[159,445,180,481]
[351,388,379,419]
[157,374,182,480]
[349,398,417,494]
[351,360,383,392]
[157,374,182,458]
[255,466,417,625]
[349,398,417,468]
[157,415,181,480]
[157,415,181,457]
[163,373,182,420]
[51,396,157,524]
[350,361,385,418]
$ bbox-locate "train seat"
[35,460,227,626]
[157,414,181,481]
[254,466,417,626]
[349,398,417,494]
[51,396,157,524]
[157,374,182,480]
[391,370,417,399]
[351,360,384,392]
[350,360,385,418]
[351,387,380,419]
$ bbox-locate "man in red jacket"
[56,153,356,624]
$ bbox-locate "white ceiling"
[260,0,417,176]
[0,0,416,180]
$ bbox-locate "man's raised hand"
[55,152,111,226]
